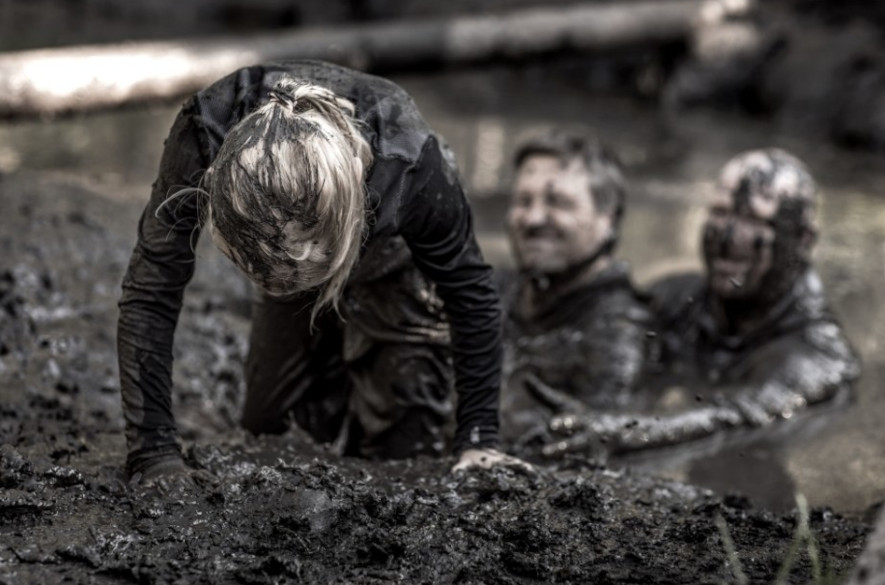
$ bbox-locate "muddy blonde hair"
[206,76,373,323]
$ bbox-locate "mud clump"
[5,444,870,584]
[0,174,872,584]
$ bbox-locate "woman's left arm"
[398,135,502,454]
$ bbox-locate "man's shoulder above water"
[646,271,706,324]
[499,261,654,424]
[646,268,859,384]
[500,261,651,333]
[650,268,836,330]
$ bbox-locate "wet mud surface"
[0,172,873,583]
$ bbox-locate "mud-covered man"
[499,129,652,444]
[545,148,860,457]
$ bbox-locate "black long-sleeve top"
[118,61,501,472]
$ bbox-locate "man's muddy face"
[702,165,779,299]
[507,155,613,274]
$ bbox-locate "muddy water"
[1,65,883,523]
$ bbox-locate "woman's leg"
[241,291,350,444]
[347,341,454,459]
[341,238,456,459]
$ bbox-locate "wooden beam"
[0,1,703,119]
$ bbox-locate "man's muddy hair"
[514,127,627,238]
[206,76,373,324]
[720,148,817,232]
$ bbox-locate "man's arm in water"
[543,322,859,457]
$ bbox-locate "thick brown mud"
[0,171,871,584]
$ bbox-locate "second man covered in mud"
[545,148,860,457]
[499,128,652,444]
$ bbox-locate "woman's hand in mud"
[452,448,534,473]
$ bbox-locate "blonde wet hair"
[205,76,373,324]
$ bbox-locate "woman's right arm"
[117,99,207,479]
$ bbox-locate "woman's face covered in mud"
[702,149,817,300]
[507,154,613,275]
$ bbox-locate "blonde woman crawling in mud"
[117,60,525,485]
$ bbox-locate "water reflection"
[1,66,882,513]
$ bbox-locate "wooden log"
[0,1,703,119]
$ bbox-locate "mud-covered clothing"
[648,268,860,428]
[543,268,860,457]
[118,61,501,474]
[242,239,454,459]
[500,261,652,439]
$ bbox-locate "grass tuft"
[717,493,844,585]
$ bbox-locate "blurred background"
[1,0,883,514]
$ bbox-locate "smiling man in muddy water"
[544,148,860,456]
[499,128,652,445]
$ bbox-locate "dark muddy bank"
[0,171,871,583]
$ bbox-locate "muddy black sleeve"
[725,324,860,426]
[117,99,207,474]
[598,324,860,453]
[568,407,744,455]
[399,136,501,451]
